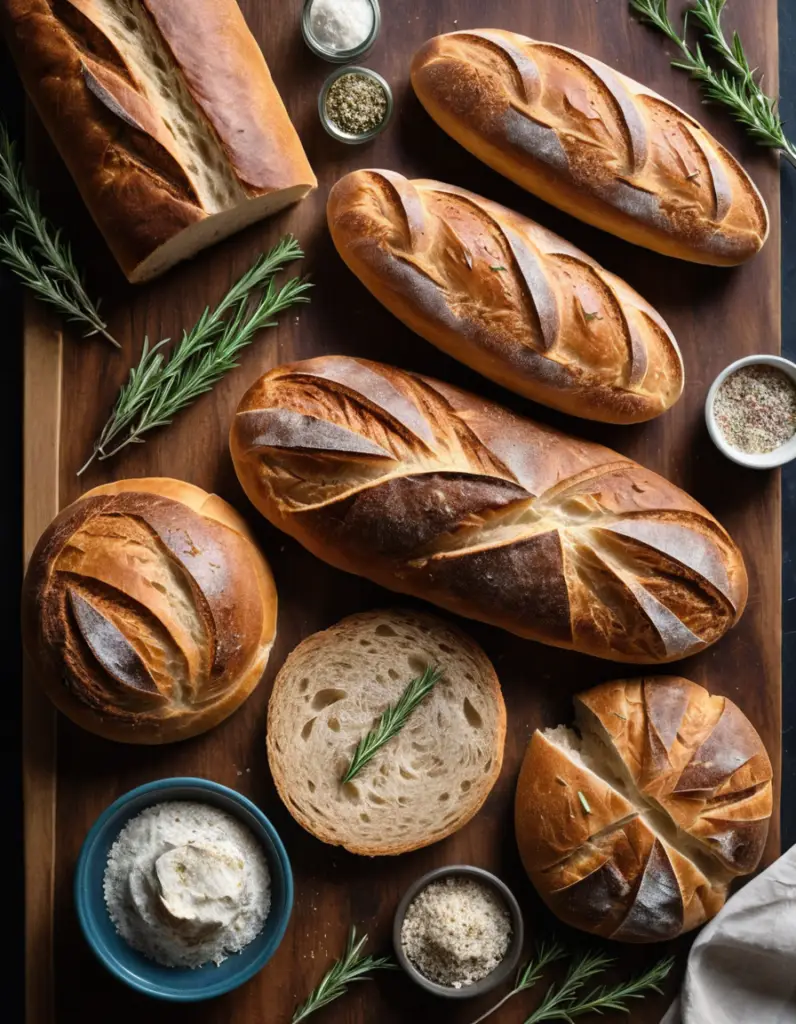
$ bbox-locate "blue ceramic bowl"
[75,777,293,1001]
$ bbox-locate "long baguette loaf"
[230,356,748,664]
[328,170,683,423]
[1,0,316,282]
[411,30,768,265]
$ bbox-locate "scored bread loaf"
[267,609,506,856]
[1,0,316,282]
[328,170,683,423]
[411,31,768,265]
[230,355,747,664]
[22,477,277,743]
[515,678,773,942]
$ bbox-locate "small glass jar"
[319,66,393,144]
[302,0,382,64]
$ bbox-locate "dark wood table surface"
[4,1,796,1022]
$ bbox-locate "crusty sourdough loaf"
[411,31,768,266]
[22,478,277,743]
[328,170,683,423]
[515,678,773,942]
[267,609,506,856]
[229,355,748,664]
[1,0,316,282]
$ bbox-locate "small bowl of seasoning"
[75,778,294,1001]
[706,354,796,469]
[393,866,524,999]
[302,0,381,63]
[319,65,392,144]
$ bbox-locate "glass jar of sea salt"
[302,0,381,63]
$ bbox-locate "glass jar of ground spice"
[319,66,392,143]
[707,357,796,469]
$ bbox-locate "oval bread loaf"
[22,478,277,743]
[230,355,748,664]
[267,609,506,856]
[411,31,769,265]
[328,170,683,423]
[515,677,773,942]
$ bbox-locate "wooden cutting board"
[22,1,781,1022]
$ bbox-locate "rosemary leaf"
[291,928,396,1023]
[78,236,310,474]
[629,0,796,166]
[341,666,443,784]
[0,123,117,346]
[470,941,568,1024]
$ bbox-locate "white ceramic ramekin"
[705,354,796,470]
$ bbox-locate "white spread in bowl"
[103,800,271,968]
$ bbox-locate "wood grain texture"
[22,296,60,1024]
[22,2,781,1023]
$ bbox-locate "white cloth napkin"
[661,844,796,1024]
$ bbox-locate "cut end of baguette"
[128,184,314,282]
[267,609,506,856]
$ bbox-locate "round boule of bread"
[267,609,506,856]
[515,677,773,943]
[22,477,277,744]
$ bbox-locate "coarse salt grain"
[714,365,796,454]
[400,877,511,989]
[310,0,374,52]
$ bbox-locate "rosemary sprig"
[524,951,673,1023]
[78,236,310,474]
[688,0,756,87]
[629,0,796,166]
[341,665,443,784]
[0,123,117,346]
[291,928,396,1023]
[524,951,615,1024]
[470,941,568,1024]
[562,956,675,1018]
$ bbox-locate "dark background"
[2,1,794,1016]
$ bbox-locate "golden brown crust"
[576,678,774,875]
[328,170,684,423]
[515,677,772,943]
[515,731,635,873]
[230,355,748,664]
[21,477,277,744]
[141,0,308,191]
[411,31,769,265]
[536,817,724,943]
[0,0,316,281]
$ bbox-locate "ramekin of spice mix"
[706,355,796,469]
[393,866,524,1000]
[319,66,392,143]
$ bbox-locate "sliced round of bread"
[267,609,506,856]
